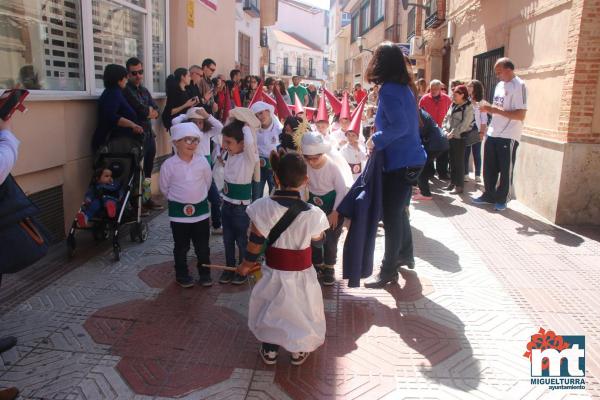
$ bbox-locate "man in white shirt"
[474,57,527,211]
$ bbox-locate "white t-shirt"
[487,76,528,141]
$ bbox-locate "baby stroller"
[67,136,149,261]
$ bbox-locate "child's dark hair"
[270,151,307,189]
[221,119,245,142]
[93,165,109,182]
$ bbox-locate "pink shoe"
[413,193,433,200]
[76,211,89,228]
[105,201,117,218]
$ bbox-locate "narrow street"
[1,181,598,400]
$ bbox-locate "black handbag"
[0,174,51,274]
[462,126,481,146]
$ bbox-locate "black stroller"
[67,136,149,261]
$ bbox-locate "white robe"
[246,197,330,352]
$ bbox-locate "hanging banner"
[187,0,194,27]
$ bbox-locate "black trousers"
[418,151,440,196]
[170,219,210,280]
[435,150,449,177]
[449,138,466,187]
[381,168,420,273]
[483,136,519,204]
[312,220,343,266]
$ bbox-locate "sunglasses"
[130,70,144,76]
[180,137,200,145]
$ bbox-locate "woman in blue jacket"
[364,43,427,288]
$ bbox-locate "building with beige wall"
[2,0,278,242]
[413,0,600,225]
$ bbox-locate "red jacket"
[419,93,452,127]
[354,89,367,104]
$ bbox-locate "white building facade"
[235,1,261,77]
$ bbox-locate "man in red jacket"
[419,79,452,179]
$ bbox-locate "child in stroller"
[76,165,123,227]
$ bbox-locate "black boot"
[364,269,399,288]
[0,336,17,354]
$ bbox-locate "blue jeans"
[464,141,482,176]
[221,201,249,267]
[252,166,275,201]
[207,180,222,228]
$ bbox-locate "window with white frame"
[0,0,167,95]
[373,0,384,23]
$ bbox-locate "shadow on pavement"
[412,227,461,273]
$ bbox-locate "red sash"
[265,247,312,271]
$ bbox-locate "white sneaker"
[260,346,278,365]
[291,352,310,366]
[463,174,470,182]
[475,176,482,183]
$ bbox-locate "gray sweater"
[442,101,474,139]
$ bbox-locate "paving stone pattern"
[1,185,598,399]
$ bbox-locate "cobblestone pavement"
[1,182,599,399]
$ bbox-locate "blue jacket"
[92,87,139,151]
[372,82,426,171]
[337,150,384,287]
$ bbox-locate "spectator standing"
[213,74,230,123]
[243,76,260,107]
[307,84,318,107]
[367,84,379,105]
[419,79,452,179]
[465,79,487,183]
[228,69,243,108]
[441,85,474,195]
[198,58,218,114]
[92,64,144,151]
[416,78,428,102]
[123,57,163,212]
[288,76,308,106]
[162,68,198,129]
[363,42,426,288]
[414,108,448,200]
[277,80,292,105]
[353,83,367,104]
[264,77,276,100]
[475,57,527,211]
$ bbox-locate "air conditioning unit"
[410,36,424,56]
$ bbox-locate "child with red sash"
[159,122,213,288]
[301,131,349,286]
[219,108,260,285]
[237,152,329,366]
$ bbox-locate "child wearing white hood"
[159,122,213,288]
[250,101,281,200]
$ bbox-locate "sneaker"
[314,264,324,278]
[413,193,433,200]
[472,196,494,205]
[451,186,464,194]
[464,174,470,182]
[176,276,195,288]
[321,265,335,286]
[211,227,223,235]
[475,176,482,183]
[494,202,507,211]
[143,199,164,210]
[291,352,310,366]
[260,346,278,365]
[231,273,248,285]
[76,211,90,228]
[443,184,455,191]
[219,270,235,284]
[198,273,213,287]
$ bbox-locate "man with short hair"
[419,79,453,180]
[288,76,308,106]
[123,57,163,212]
[475,57,527,211]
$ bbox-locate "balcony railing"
[283,66,292,76]
[308,69,316,78]
[267,62,276,74]
[425,0,445,29]
[407,7,416,40]
[243,0,260,18]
